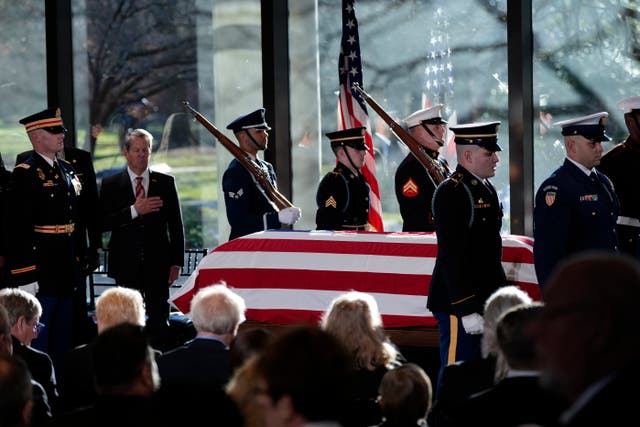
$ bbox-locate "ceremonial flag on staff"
[337,0,383,232]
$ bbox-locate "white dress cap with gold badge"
[403,105,447,128]
[617,96,640,113]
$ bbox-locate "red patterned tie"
[135,176,145,198]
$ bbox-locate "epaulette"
[15,163,30,170]
[450,172,464,186]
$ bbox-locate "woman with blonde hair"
[321,291,403,427]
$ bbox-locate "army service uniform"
[315,162,370,230]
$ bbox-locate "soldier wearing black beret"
[315,127,370,231]
[428,121,507,392]
[6,107,84,373]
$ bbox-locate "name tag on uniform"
[580,194,598,202]
[43,180,55,187]
[475,198,491,209]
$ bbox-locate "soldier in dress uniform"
[428,121,507,393]
[597,96,640,258]
[315,127,370,231]
[395,105,452,231]
[222,108,301,240]
[533,112,619,287]
[6,107,84,374]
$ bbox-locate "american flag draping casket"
[170,230,539,328]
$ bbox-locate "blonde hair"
[95,287,146,334]
[320,291,397,370]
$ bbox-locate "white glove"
[461,313,484,335]
[278,207,302,225]
[19,281,39,296]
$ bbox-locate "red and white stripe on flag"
[337,0,383,232]
[170,230,540,328]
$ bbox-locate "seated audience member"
[530,252,640,426]
[229,326,272,371]
[0,303,51,426]
[453,303,567,427]
[0,288,58,412]
[321,291,404,427]
[157,282,246,389]
[0,354,34,427]
[227,355,267,427]
[429,285,533,427]
[377,363,433,427]
[255,325,353,427]
[57,286,146,412]
[54,323,158,427]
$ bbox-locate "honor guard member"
[598,97,640,258]
[428,121,507,393]
[534,112,619,287]
[7,107,84,373]
[395,105,452,231]
[316,127,370,231]
[222,108,301,240]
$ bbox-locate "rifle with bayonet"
[183,101,294,211]
[351,83,448,186]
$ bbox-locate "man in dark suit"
[157,282,245,389]
[7,107,84,374]
[222,108,301,240]
[16,145,101,345]
[533,112,619,287]
[429,121,507,391]
[99,128,184,350]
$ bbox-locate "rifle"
[183,101,294,211]
[351,83,448,186]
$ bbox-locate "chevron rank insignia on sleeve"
[324,196,337,208]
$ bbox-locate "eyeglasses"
[33,322,45,334]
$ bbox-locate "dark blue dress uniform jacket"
[394,152,450,232]
[6,153,82,294]
[598,138,640,257]
[428,165,506,316]
[534,159,619,287]
[222,158,280,240]
[315,162,370,230]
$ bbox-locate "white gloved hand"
[461,313,484,335]
[278,207,302,225]
[19,281,39,296]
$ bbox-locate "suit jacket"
[6,152,82,293]
[534,159,619,286]
[99,168,184,285]
[428,165,506,315]
[156,337,232,389]
[13,335,58,410]
[222,158,281,240]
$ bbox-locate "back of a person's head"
[496,303,544,371]
[229,327,272,370]
[0,304,12,355]
[0,288,42,327]
[190,282,246,335]
[482,285,533,357]
[378,363,432,425]
[257,325,352,423]
[95,287,146,334]
[544,252,640,364]
[0,354,33,427]
[91,322,155,394]
[320,291,396,369]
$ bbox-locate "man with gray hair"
[58,286,147,412]
[99,128,185,350]
[157,281,246,389]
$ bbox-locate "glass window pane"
[293,0,510,232]
[0,1,47,168]
[533,0,640,189]
[72,0,262,249]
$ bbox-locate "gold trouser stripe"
[447,314,458,366]
[11,265,36,274]
[34,223,75,234]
